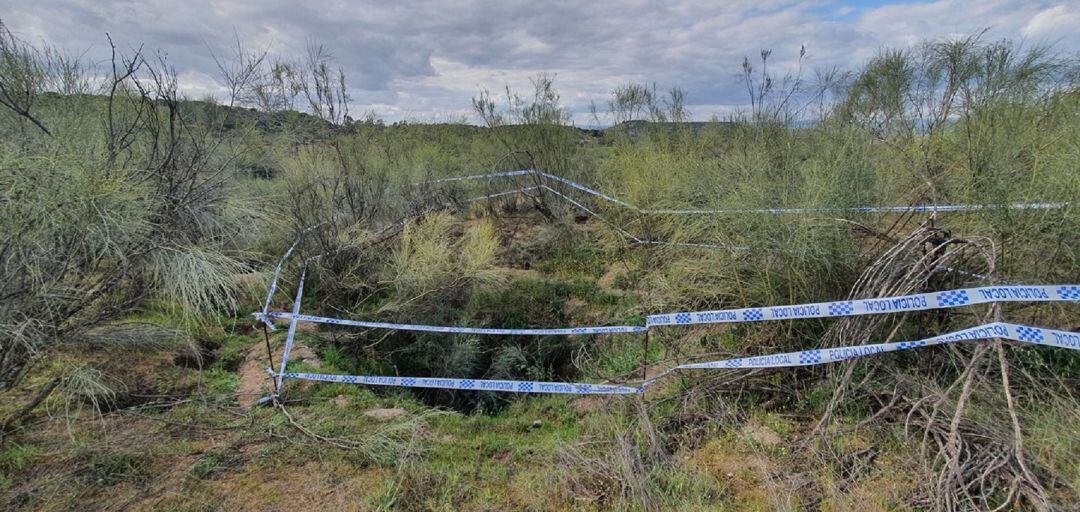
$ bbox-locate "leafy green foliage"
[0,24,1077,509]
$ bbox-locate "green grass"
[0,28,1077,510]
[204,368,240,396]
[81,451,151,486]
[0,444,39,476]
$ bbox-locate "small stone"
[333,394,348,407]
[741,422,782,447]
[363,408,407,421]
[531,419,542,429]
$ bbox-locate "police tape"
[279,372,643,394]
[258,174,1077,398]
[468,186,542,202]
[263,311,647,335]
[422,169,1069,215]
[259,284,1080,337]
[264,172,1052,318]
[647,285,1080,327]
[276,269,307,391]
[645,322,1079,379]
[420,169,534,184]
[535,184,640,241]
[259,238,300,330]
[458,182,1012,256]
[271,321,1079,395]
[536,185,744,251]
[534,170,634,208]
[254,180,733,335]
[258,222,330,330]
[638,203,1068,215]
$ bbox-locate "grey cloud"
[1,0,1075,122]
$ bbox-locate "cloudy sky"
[2,1,1077,124]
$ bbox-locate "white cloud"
[1022,5,1080,40]
[0,0,1075,123]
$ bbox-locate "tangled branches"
[809,220,1064,510]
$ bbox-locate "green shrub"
[81,452,150,486]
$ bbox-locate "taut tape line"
[276,269,307,392]
[423,169,1068,215]
[262,285,1079,336]
[469,186,542,202]
[537,185,745,251]
[420,169,533,184]
[641,321,1080,388]
[263,311,647,335]
[648,285,1079,327]
[280,372,643,394]
[651,322,1079,373]
[275,321,1080,394]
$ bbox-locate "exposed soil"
[597,264,628,294]
[235,338,321,408]
[362,408,407,421]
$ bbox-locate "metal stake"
[642,330,650,382]
[261,323,278,394]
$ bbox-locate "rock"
[333,394,348,408]
[531,419,543,429]
[741,422,783,447]
[363,408,407,421]
[288,344,321,368]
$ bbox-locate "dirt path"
[235,337,320,408]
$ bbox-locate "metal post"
[261,323,278,394]
[642,330,650,382]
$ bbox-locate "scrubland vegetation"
[1,19,1078,510]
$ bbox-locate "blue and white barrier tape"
[420,169,533,185]
[259,233,309,332]
[276,269,307,391]
[640,321,1080,388]
[259,222,334,331]
[273,321,1078,394]
[264,311,646,335]
[261,238,301,318]
[648,322,1079,376]
[537,185,745,251]
[534,170,634,208]
[647,285,1079,327]
[457,182,1007,257]
[536,184,643,242]
[279,372,642,394]
[639,202,1068,215]
[469,186,542,202]
[422,169,1068,215]
[263,285,1078,337]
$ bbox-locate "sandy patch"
[236,338,321,408]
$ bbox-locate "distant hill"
[605,119,733,141]
[31,93,737,144]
